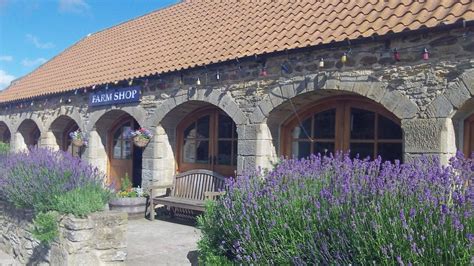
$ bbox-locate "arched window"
[282,98,403,162]
[464,114,474,157]
[178,107,237,176]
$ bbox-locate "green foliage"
[32,211,59,245]
[51,185,112,217]
[0,148,113,245]
[0,142,9,154]
[197,201,233,265]
[120,172,132,192]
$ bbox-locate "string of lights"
[3,31,471,111]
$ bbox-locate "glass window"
[350,108,375,139]
[314,109,336,139]
[112,121,133,160]
[285,100,403,162]
[179,109,238,175]
[291,108,336,159]
[378,116,402,139]
[378,143,403,162]
[350,143,374,159]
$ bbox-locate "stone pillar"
[11,132,26,152]
[39,131,59,150]
[84,130,108,175]
[141,124,175,190]
[237,123,277,174]
[402,118,457,164]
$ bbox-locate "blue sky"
[0,0,178,90]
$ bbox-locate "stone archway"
[85,109,144,188]
[144,95,245,189]
[246,75,418,169]
[148,88,247,128]
[452,97,474,157]
[250,74,418,124]
[15,119,41,151]
[0,121,11,144]
[48,115,82,155]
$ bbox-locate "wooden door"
[177,108,237,177]
[108,117,134,187]
[464,114,474,157]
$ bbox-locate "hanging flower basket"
[69,130,88,147]
[72,139,84,147]
[133,136,150,148]
[128,128,153,148]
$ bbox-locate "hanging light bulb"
[84,88,88,93]
[59,98,63,103]
[393,48,401,61]
[74,89,78,95]
[216,71,220,81]
[30,101,34,106]
[66,98,72,103]
[341,52,348,63]
[92,85,96,90]
[422,48,429,60]
[114,80,119,85]
[196,77,201,85]
[128,79,133,86]
[105,83,109,90]
[319,58,325,68]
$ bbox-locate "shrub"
[0,147,111,213]
[0,148,113,244]
[0,142,9,155]
[32,211,59,245]
[198,153,473,265]
[52,184,112,217]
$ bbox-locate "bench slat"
[148,170,227,220]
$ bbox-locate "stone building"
[0,1,473,189]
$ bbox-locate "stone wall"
[0,201,127,265]
[0,26,473,188]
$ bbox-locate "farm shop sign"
[89,86,140,107]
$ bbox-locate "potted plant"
[128,127,153,148]
[108,174,147,219]
[69,129,88,147]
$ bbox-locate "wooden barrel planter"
[109,197,147,219]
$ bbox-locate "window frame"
[464,113,474,157]
[177,107,238,176]
[281,96,403,160]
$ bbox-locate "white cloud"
[26,34,55,49]
[0,70,15,90]
[21,57,47,67]
[0,55,13,62]
[58,0,90,14]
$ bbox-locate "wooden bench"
[147,169,226,220]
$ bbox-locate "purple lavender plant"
[0,147,110,212]
[198,152,473,264]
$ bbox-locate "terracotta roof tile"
[1,0,473,102]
